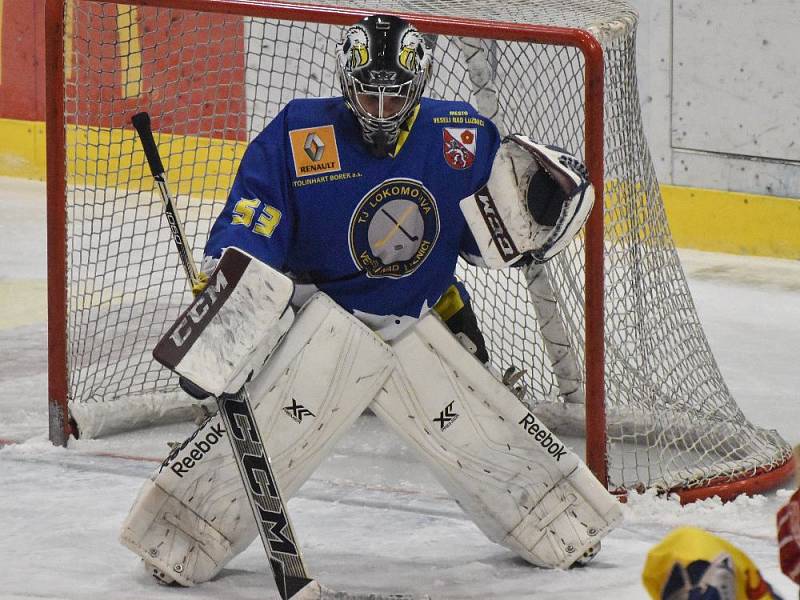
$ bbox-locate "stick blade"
[282,574,317,599]
[286,578,431,599]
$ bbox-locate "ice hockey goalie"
[119,12,621,588]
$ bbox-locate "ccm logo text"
[225,397,299,556]
[169,272,229,347]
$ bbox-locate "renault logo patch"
[349,178,439,279]
[289,125,341,177]
[304,132,325,161]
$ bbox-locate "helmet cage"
[340,69,426,126]
[351,78,416,121]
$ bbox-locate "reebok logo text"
[170,422,225,477]
[518,413,568,461]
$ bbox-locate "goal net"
[46,0,794,501]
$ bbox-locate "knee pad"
[372,311,622,569]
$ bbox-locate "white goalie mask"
[336,14,432,157]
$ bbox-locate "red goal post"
[44,0,794,502]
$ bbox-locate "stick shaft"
[217,389,314,599]
[131,111,199,286]
[132,111,314,599]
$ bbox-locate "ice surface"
[1,176,798,599]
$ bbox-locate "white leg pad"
[120,293,394,585]
[371,312,622,569]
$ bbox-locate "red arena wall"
[0,1,246,138]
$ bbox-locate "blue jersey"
[205,97,501,339]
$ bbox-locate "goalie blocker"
[153,246,294,397]
[460,135,594,267]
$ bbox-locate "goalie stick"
[131,111,314,599]
[132,112,424,600]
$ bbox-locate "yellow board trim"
[1,116,798,258]
[661,184,800,260]
[0,117,247,198]
[0,119,47,180]
[65,124,245,199]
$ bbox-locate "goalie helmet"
[336,14,432,157]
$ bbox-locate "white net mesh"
[54,0,792,497]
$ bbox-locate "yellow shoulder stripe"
[390,105,421,158]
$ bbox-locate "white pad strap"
[121,293,395,585]
[153,247,294,396]
[371,312,622,569]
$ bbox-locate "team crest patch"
[349,178,439,279]
[443,127,477,170]
[289,125,341,177]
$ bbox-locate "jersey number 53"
[232,198,282,238]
